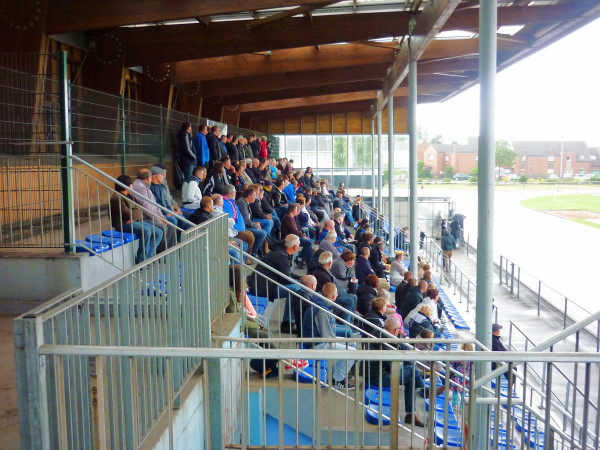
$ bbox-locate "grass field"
[520,194,600,229]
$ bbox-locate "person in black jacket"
[189,196,214,225]
[394,271,414,310]
[206,125,224,167]
[356,274,379,316]
[399,280,427,319]
[236,188,268,255]
[226,134,239,162]
[369,237,387,278]
[362,297,387,338]
[176,122,196,181]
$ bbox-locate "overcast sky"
[418,17,600,147]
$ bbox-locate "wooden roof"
[47,0,600,122]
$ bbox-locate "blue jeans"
[254,218,273,238]
[121,221,163,264]
[270,214,281,238]
[298,237,313,262]
[343,210,355,226]
[249,227,268,256]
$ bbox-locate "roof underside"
[48,0,600,121]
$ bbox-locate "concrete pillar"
[387,94,395,256]
[408,60,419,274]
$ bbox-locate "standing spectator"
[206,125,223,166]
[176,121,196,181]
[226,133,239,161]
[441,229,456,272]
[258,136,268,159]
[194,124,210,167]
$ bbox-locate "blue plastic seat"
[364,386,391,406]
[365,405,393,426]
[102,230,137,243]
[434,425,463,447]
[295,360,328,384]
[75,240,109,255]
[247,294,268,315]
[389,285,397,293]
[434,409,460,429]
[425,397,450,412]
[85,234,124,249]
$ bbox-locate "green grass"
[520,194,600,213]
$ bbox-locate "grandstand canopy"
[43,0,600,124]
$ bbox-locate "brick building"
[418,137,479,178]
[512,141,592,178]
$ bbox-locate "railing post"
[517,267,521,298]
[499,256,503,284]
[120,94,127,172]
[58,50,75,254]
[510,262,515,293]
[564,297,568,329]
[159,104,165,164]
[537,280,542,316]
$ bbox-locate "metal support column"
[472,2,497,449]
[387,94,395,256]
[371,118,376,208]
[377,109,383,213]
[58,51,75,254]
[159,105,165,163]
[408,59,418,273]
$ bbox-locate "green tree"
[430,134,443,144]
[417,160,432,178]
[444,165,454,178]
[333,136,348,167]
[469,166,478,176]
[496,139,517,168]
[418,126,429,143]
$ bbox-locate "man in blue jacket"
[194,124,210,167]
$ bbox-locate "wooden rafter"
[246,1,339,29]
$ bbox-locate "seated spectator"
[132,168,177,253]
[421,270,434,285]
[296,197,317,240]
[236,187,269,255]
[369,237,388,278]
[389,251,406,286]
[357,231,374,256]
[149,166,187,231]
[283,177,297,202]
[365,317,443,427]
[220,186,256,257]
[189,196,214,225]
[281,203,313,269]
[394,271,414,310]
[399,280,427,320]
[450,342,474,395]
[318,232,340,260]
[355,246,376,285]
[351,196,362,223]
[333,212,353,245]
[330,251,357,295]
[203,161,228,196]
[110,174,163,264]
[363,296,387,336]
[407,305,441,338]
[311,251,357,324]
[418,262,430,280]
[356,274,379,316]
[258,185,281,238]
[182,166,207,209]
[354,218,370,242]
[301,282,356,390]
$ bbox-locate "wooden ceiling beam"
[124,11,411,65]
[377,0,461,112]
[219,81,384,105]
[198,64,389,97]
[172,44,395,83]
[238,82,463,113]
[445,3,592,31]
[246,1,339,29]
[46,0,336,34]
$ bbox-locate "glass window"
[566,155,572,162]
[285,135,301,166]
[547,155,555,162]
[428,154,433,161]
[521,155,526,161]
[302,135,317,168]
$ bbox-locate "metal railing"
[499,254,597,333]
[13,214,229,449]
[33,342,600,450]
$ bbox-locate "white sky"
[418,17,600,147]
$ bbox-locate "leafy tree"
[430,134,444,144]
[418,126,429,143]
[417,160,432,178]
[469,166,478,176]
[496,139,517,168]
[333,136,348,167]
[444,165,454,178]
